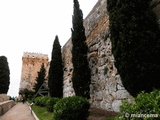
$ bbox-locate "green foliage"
[48,35,63,98]
[19,88,34,100]
[71,0,91,99]
[118,89,160,120]
[107,0,160,97]
[46,97,60,112]
[33,96,41,106]
[0,56,10,94]
[53,96,90,120]
[34,96,50,107]
[33,63,46,94]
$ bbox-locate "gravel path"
[0,103,35,120]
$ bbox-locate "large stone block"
[112,100,122,112]
[116,90,130,99]
[0,100,15,115]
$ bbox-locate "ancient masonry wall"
[62,0,160,112]
[19,52,49,91]
[62,0,130,112]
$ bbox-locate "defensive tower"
[19,52,49,91]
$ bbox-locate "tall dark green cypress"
[33,63,46,94]
[0,56,10,94]
[48,36,63,98]
[107,0,160,97]
[71,0,91,99]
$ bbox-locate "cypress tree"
[107,0,160,97]
[48,35,63,98]
[33,63,46,94]
[0,56,10,94]
[71,0,91,99]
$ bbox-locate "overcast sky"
[0,0,98,97]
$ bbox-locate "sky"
[0,0,98,97]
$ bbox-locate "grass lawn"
[31,105,54,120]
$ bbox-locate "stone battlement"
[22,52,48,60]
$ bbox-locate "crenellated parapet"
[22,52,48,60]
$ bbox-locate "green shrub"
[118,89,160,120]
[41,96,50,107]
[34,96,41,106]
[46,97,59,112]
[53,96,90,120]
[34,96,50,107]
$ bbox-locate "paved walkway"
[0,103,35,120]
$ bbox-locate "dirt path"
[88,108,118,120]
[0,103,35,120]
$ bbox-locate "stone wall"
[0,100,15,115]
[62,40,75,97]
[62,0,160,112]
[84,0,131,112]
[62,0,130,112]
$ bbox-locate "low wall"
[0,94,10,102]
[0,100,15,115]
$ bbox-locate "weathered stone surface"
[0,100,15,115]
[106,78,117,93]
[116,90,130,99]
[95,91,103,101]
[100,101,112,110]
[0,94,10,102]
[112,100,122,112]
[117,84,125,90]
